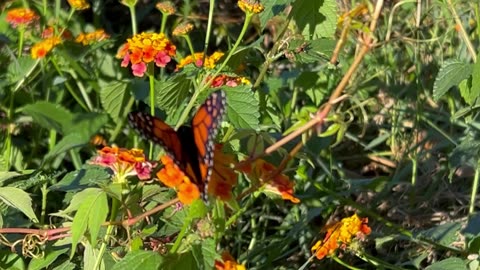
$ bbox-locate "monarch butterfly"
[127,90,226,200]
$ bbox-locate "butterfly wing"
[127,112,186,164]
[191,90,227,197]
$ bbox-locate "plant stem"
[148,65,155,159]
[202,0,215,64]
[160,13,168,34]
[469,159,480,214]
[94,198,120,270]
[129,5,137,35]
[17,27,25,58]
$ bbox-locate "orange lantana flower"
[208,144,238,201]
[31,37,62,59]
[311,213,371,260]
[176,51,224,70]
[215,251,246,270]
[91,146,155,183]
[247,159,300,203]
[75,29,109,45]
[209,74,251,88]
[117,32,176,77]
[6,8,39,28]
[156,155,201,204]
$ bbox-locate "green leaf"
[70,188,109,258]
[292,0,337,39]
[52,260,76,270]
[0,187,38,222]
[433,59,473,101]
[468,54,480,105]
[63,112,109,137]
[155,75,191,113]
[111,250,163,270]
[0,251,25,270]
[416,222,462,246]
[7,56,37,86]
[425,257,467,270]
[259,0,294,30]
[84,242,104,270]
[226,86,260,129]
[100,80,130,124]
[44,133,86,162]
[449,136,480,169]
[22,102,73,133]
[191,238,217,270]
[50,166,111,192]
[187,200,207,220]
[28,248,69,270]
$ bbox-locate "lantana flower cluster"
[209,74,251,88]
[67,0,91,10]
[311,213,371,260]
[31,37,62,59]
[241,159,300,203]
[238,0,265,14]
[117,32,176,77]
[75,29,110,45]
[5,8,39,28]
[91,146,155,183]
[156,155,200,204]
[176,52,224,70]
[214,251,246,270]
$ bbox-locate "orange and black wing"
[127,112,186,164]
[191,90,227,196]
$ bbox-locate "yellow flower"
[67,0,90,10]
[6,8,39,28]
[238,0,264,14]
[31,37,62,59]
[75,29,110,45]
[172,22,194,36]
[156,1,176,15]
[311,213,371,260]
[176,51,224,70]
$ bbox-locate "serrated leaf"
[259,0,294,30]
[70,188,108,258]
[187,199,207,220]
[0,171,21,183]
[111,251,163,270]
[225,86,260,129]
[425,257,467,270]
[0,187,38,223]
[28,248,69,270]
[155,75,191,113]
[22,102,73,133]
[50,166,111,192]
[100,80,130,124]
[191,238,217,270]
[292,0,337,40]
[433,59,473,101]
[449,137,480,168]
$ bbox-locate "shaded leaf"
[50,166,111,192]
[22,102,73,133]
[292,0,337,40]
[100,80,130,124]
[433,59,472,101]
[155,75,191,113]
[0,187,38,222]
[259,0,293,30]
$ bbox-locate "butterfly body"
[128,90,226,200]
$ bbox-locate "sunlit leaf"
[111,251,163,270]
[0,187,38,223]
[433,59,472,101]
